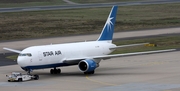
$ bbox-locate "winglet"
[97,6,118,42]
[3,47,21,53]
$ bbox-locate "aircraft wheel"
[90,70,95,74]
[34,75,39,80]
[84,71,95,74]
[18,78,22,82]
[54,69,57,74]
[57,69,61,74]
[50,69,61,74]
[84,72,88,74]
[50,69,54,74]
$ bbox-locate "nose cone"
[17,56,26,67]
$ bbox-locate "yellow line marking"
[85,75,117,86]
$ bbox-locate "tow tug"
[6,72,39,82]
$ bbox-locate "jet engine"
[78,59,97,74]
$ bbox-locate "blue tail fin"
[97,6,118,42]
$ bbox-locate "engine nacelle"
[78,59,97,72]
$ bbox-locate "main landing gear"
[84,70,95,74]
[50,68,61,74]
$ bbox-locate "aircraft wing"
[91,49,176,59]
[64,49,176,62]
[3,47,21,53]
[109,43,149,50]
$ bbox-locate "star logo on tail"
[106,16,114,32]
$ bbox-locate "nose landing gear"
[27,69,33,75]
[24,69,39,81]
[50,68,61,74]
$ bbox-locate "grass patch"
[71,0,142,3]
[0,3,180,40]
[6,36,180,60]
[6,54,18,60]
[112,36,180,54]
[0,0,146,8]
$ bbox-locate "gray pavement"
[0,53,17,66]
[1,27,179,67]
[0,27,180,91]
[0,0,180,13]
[0,51,180,91]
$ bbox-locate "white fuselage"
[17,41,116,70]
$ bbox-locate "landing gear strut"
[50,68,61,74]
[26,69,39,80]
[26,69,32,75]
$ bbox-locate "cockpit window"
[19,53,32,57]
[27,53,32,56]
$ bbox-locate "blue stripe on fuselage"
[21,63,75,70]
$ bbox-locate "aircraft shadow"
[32,66,167,80]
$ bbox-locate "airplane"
[3,6,176,75]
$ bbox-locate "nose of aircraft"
[17,56,26,67]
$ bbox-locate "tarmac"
[0,27,180,91]
[0,51,180,91]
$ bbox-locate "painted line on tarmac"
[85,75,116,86]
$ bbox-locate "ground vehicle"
[6,72,39,82]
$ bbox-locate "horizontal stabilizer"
[3,47,21,53]
[110,43,149,50]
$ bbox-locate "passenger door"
[38,51,43,61]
